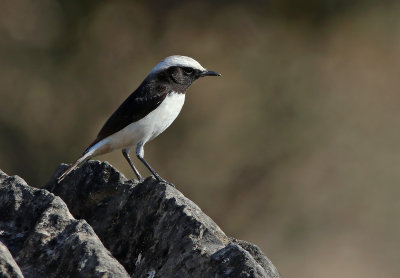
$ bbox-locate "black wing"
[86,81,169,150]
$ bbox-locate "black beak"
[200,70,221,77]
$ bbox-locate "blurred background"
[1,0,400,277]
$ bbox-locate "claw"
[156,177,175,187]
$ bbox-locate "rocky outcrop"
[0,170,129,278]
[0,241,23,278]
[0,161,280,277]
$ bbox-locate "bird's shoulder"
[86,80,170,150]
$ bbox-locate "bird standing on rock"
[58,55,221,185]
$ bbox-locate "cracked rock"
[0,169,129,278]
[47,161,281,278]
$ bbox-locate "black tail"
[57,152,92,183]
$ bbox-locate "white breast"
[89,92,185,156]
[138,92,186,141]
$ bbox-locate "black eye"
[183,67,193,75]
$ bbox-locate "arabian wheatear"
[58,55,220,185]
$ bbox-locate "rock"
[0,170,129,278]
[0,241,23,278]
[46,161,281,278]
[0,162,280,278]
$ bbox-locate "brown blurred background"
[1,0,400,277]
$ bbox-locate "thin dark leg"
[122,148,143,182]
[136,143,174,187]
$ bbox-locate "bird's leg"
[122,148,143,182]
[136,143,175,187]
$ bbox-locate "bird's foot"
[128,175,144,184]
[136,174,144,183]
[155,176,175,187]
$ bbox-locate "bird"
[57,55,221,184]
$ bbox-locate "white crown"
[151,55,206,74]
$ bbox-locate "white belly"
[89,92,185,155]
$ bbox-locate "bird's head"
[151,55,220,88]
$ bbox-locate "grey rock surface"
[0,170,129,278]
[0,241,23,278]
[46,161,281,278]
